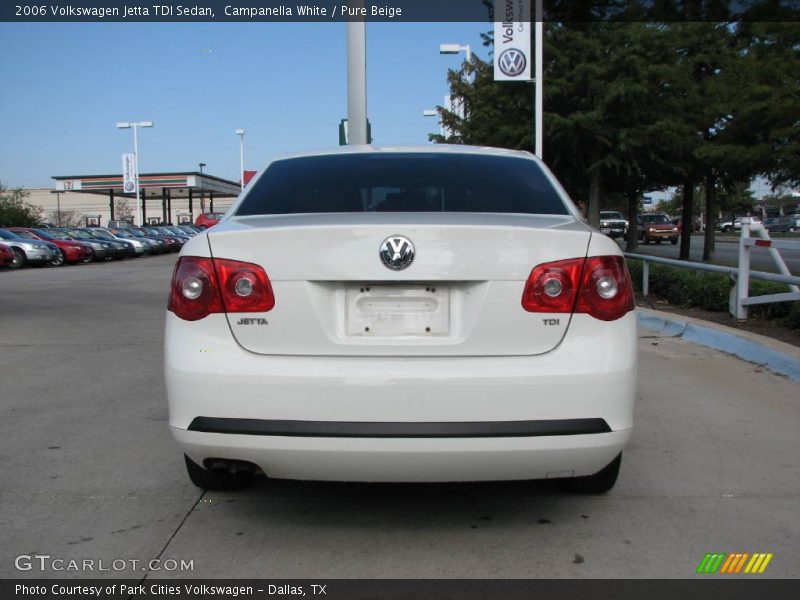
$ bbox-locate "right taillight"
[522,255,634,321]
[168,256,274,321]
[575,255,635,321]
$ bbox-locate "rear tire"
[81,250,95,264]
[184,455,253,491]
[50,249,65,266]
[559,453,622,494]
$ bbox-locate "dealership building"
[24,171,243,227]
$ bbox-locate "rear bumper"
[172,426,630,482]
[166,311,637,482]
[600,226,626,238]
[644,230,678,239]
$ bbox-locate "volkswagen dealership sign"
[122,153,137,193]
[494,0,531,82]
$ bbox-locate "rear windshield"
[236,153,569,216]
[642,214,670,224]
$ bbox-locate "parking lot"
[1,254,798,579]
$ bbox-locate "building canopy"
[52,171,241,199]
[50,171,242,225]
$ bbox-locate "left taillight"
[168,256,274,321]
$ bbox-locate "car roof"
[267,144,535,163]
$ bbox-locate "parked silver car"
[0,228,59,268]
[94,227,154,255]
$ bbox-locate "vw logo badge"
[379,235,415,271]
[498,48,527,77]
[124,181,135,192]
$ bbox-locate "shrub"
[0,182,41,227]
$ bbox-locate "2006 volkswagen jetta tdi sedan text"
[165,146,637,493]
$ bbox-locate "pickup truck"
[717,217,761,233]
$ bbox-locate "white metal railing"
[624,218,800,321]
[734,220,800,319]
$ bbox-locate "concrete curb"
[637,307,800,382]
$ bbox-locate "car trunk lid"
[207,213,592,357]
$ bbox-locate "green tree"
[433,21,686,242]
[731,21,800,189]
[0,182,41,227]
[430,4,799,261]
[672,18,800,259]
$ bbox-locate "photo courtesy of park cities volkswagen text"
[0,0,798,598]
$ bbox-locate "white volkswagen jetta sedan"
[165,146,637,493]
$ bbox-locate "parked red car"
[7,227,93,266]
[0,242,14,267]
[195,212,225,229]
[671,217,701,233]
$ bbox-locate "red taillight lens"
[213,258,275,313]
[575,256,635,321]
[168,257,223,321]
[521,258,584,313]
[168,256,274,321]
[522,255,634,321]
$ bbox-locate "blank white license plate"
[345,285,450,336]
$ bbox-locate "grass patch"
[626,259,800,329]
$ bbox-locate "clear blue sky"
[0,22,488,188]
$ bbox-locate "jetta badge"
[379,235,415,271]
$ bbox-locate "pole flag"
[493,0,532,82]
[122,153,137,194]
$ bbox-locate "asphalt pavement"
[618,234,800,273]
[0,255,798,579]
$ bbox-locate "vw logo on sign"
[379,235,415,271]
[498,48,527,77]
[124,181,135,192]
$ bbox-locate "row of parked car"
[0,224,205,269]
[598,211,682,244]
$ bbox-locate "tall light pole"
[439,44,471,134]
[422,109,444,138]
[198,162,206,213]
[346,0,368,145]
[534,0,543,158]
[116,120,153,226]
[235,129,245,189]
[439,43,471,65]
